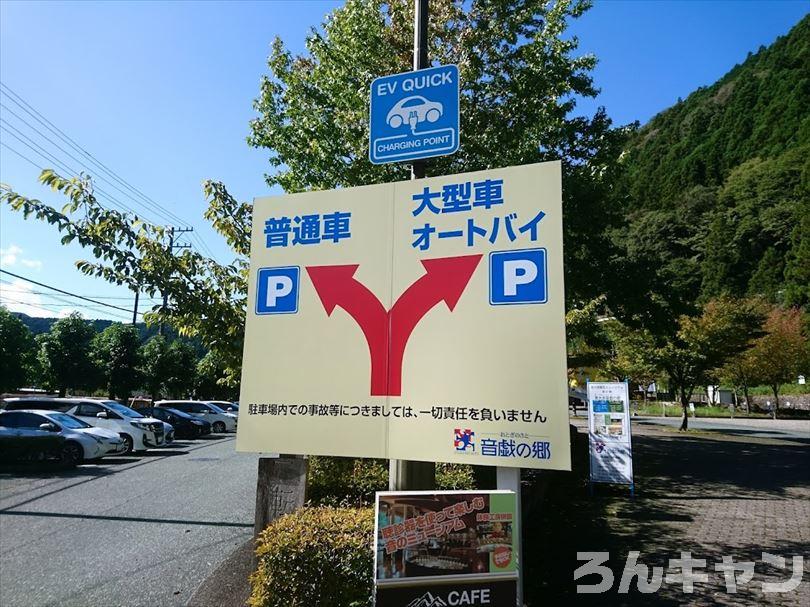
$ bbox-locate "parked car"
[3,397,75,412]
[61,399,165,454]
[0,410,122,463]
[139,407,211,439]
[207,401,238,414]
[156,400,237,433]
[160,421,175,445]
[0,426,71,468]
[127,397,153,411]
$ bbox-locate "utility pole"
[159,226,193,335]
[131,289,139,326]
[389,0,436,492]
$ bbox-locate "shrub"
[436,463,477,489]
[307,456,388,505]
[308,457,480,505]
[250,506,374,607]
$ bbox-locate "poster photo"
[375,491,517,580]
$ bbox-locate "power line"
[0,283,143,318]
[0,269,141,315]
[0,141,46,171]
[0,121,161,220]
[1,83,225,264]
[1,102,168,219]
[0,296,65,317]
[0,296,132,322]
[0,83,192,229]
[0,280,161,301]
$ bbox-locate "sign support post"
[389,0,436,492]
[496,467,523,606]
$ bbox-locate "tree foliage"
[743,306,808,413]
[0,306,36,392]
[37,312,97,397]
[1,0,628,386]
[250,0,628,308]
[612,16,809,329]
[164,340,197,399]
[654,297,763,429]
[92,323,142,400]
[139,335,171,401]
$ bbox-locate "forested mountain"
[613,15,809,330]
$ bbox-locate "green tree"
[164,340,197,399]
[250,0,626,308]
[565,296,610,372]
[1,0,625,386]
[784,195,810,306]
[719,348,760,413]
[0,307,36,392]
[653,297,763,430]
[601,321,658,400]
[37,312,97,397]
[744,306,807,416]
[196,350,237,400]
[92,323,142,400]
[139,335,171,401]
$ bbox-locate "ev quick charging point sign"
[369,64,460,164]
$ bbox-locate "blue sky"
[1,0,806,321]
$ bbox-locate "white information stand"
[586,382,634,496]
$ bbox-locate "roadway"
[0,435,259,607]
[634,415,810,442]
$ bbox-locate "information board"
[238,162,570,470]
[587,382,634,488]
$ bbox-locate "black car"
[139,407,211,439]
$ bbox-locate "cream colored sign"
[237,162,570,470]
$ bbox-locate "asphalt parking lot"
[0,435,259,607]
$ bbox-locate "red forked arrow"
[387,255,482,395]
[306,265,389,395]
[306,254,482,396]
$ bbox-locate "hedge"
[249,506,374,607]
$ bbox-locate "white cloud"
[1,244,22,265]
[0,244,43,271]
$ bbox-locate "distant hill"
[13,312,205,355]
[615,15,809,324]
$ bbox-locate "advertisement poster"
[587,382,634,487]
[374,491,518,607]
[237,162,570,471]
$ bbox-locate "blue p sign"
[256,267,299,314]
[489,249,547,305]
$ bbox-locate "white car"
[0,410,124,463]
[386,95,443,129]
[65,400,165,454]
[156,400,237,433]
[207,401,238,414]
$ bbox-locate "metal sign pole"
[497,467,523,606]
[389,0,435,492]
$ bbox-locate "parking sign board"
[238,161,570,470]
[369,64,460,164]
